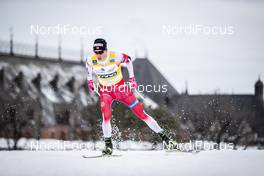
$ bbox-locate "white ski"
[82,154,122,159]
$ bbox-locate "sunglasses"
[94,50,104,54]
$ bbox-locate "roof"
[122,58,178,105]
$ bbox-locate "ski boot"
[102,137,113,156]
[159,131,177,150]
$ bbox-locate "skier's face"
[95,50,107,60]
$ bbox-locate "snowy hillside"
[0,55,98,127]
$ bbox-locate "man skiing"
[84,38,176,155]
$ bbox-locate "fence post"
[35,34,39,58]
[58,35,62,60]
[80,37,84,62]
[9,27,14,56]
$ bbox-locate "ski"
[82,154,122,159]
[165,149,200,154]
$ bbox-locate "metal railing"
[0,40,87,62]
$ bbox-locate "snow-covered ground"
[0,149,263,176]
[0,138,263,176]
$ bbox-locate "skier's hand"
[129,77,137,90]
[87,80,95,93]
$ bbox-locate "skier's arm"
[85,58,94,93]
[118,53,137,89]
[85,59,93,81]
[117,53,134,78]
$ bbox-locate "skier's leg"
[119,92,177,149]
[128,98,177,149]
[119,94,163,134]
[100,93,114,155]
[100,93,114,138]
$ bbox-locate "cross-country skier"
[84,38,176,155]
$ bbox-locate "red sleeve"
[122,53,131,63]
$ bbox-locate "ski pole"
[127,82,159,117]
[127,82,148,106]
[134,88,146,102]
[93,83,100,96]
